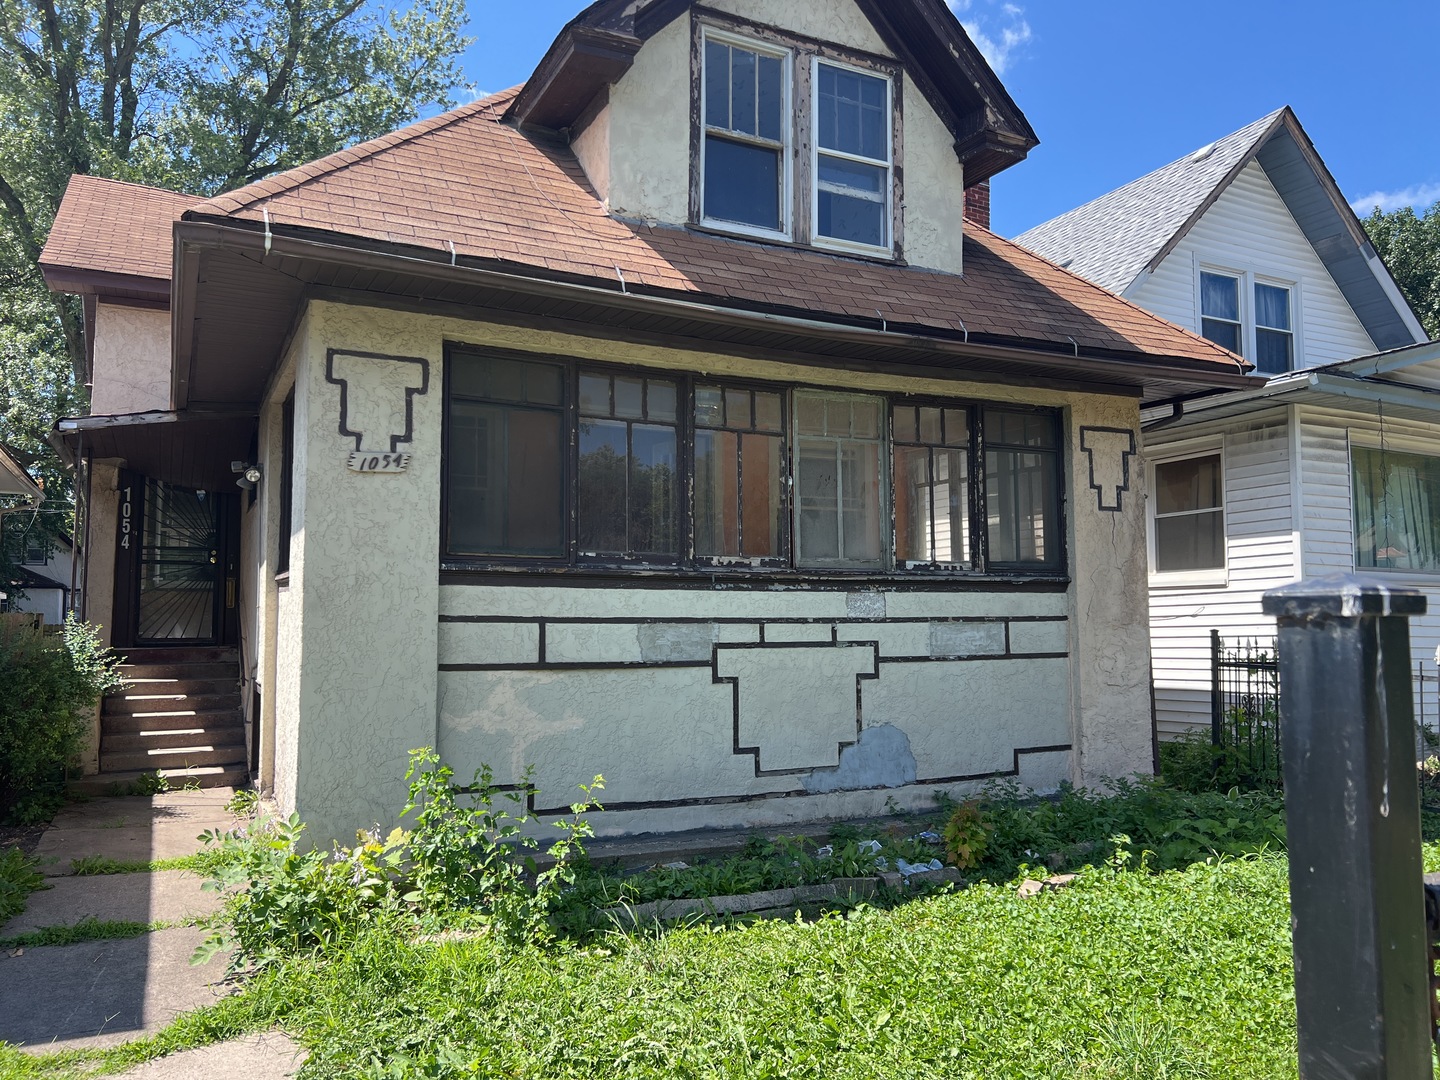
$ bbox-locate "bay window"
[443,347,1065,577]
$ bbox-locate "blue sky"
[460,0,1440,237]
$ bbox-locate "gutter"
[171,218,1258,411]
[1142,367,1440,431]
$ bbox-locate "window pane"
[796,394,826,435]
[758,54,783,142]
[918,407,942,445]
[1156,511,1225,573]
[895,445,932,562]
[817,157,887,247]
[614,376,644,419]
[852,397,881,438]
[1154,456,1222,515]
[705,41,730,129]
[817,64,887,161]
[985,409,1056,449]
[754,392,782,433]
[578,419,628,553]
[527,364,563,406]
[797,438,840,562]
[731,46,757,136]
[892,405,917,443]
[987,449,1057,566]
[1201,272,1239,322]
[725,388,751,429]
[741,433,783,558]
[694,429,739,557]
[943,409,968,447]
[704,136,781,230]
[579,373,610,416]
[839,441,883,563]
[448,401,563,557]
[1353,447,1440,571]
[933,449,970,565]
[1255,328,1293,374]
[1201,318,1242,354]
[1255,283,1291,330]
[696,385,724,428]
[647,381,677,423]
[630,424,678,555]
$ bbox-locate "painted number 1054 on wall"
[347,452,412,474]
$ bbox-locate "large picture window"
[442,348,1065,578]
[1353,446,1440,572]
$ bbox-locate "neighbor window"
[702,33,788,236]
[1353,446,1440,572]
[813,62,891,252]
[1200,271,1242,354]
[23,540,46,565]
[443,348,1064,577]
[446,353,566,558]
[1152,453,1225,574]
[1254,283,1294,374]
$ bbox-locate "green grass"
[0,917,185,951]
[66,851,228,877]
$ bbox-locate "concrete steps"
[95,647,248,784]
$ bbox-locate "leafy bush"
[1160,729,1283,794]
[976,778,1286,878]
[0,847,44,923]
[0,616,122,823]
[941,799,990,869]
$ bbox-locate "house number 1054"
[347,452,411,474]
[120,486,133,549]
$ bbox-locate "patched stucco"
[90,305,171,415]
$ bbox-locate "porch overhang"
[54,410,257,491]
[171,219,1258,414]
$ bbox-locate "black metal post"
[1263,576,1432,1079]
[1211,628,1223,748]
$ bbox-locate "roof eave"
[39,261,171,302]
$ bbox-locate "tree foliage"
[0,0,471,587]
[1363,203,1440,340]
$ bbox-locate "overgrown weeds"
[0,846,44,923]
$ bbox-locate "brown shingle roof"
[40,175,197,282]
[185,88,1240,368]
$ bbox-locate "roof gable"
[1016,108,1427,351]
[507,0,1038,185]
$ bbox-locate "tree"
[0,0,471,589]
[1362,204,1440,340]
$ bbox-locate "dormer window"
[702,33,790,238]
[696,21,900,258]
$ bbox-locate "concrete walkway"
[0,788,304,1075]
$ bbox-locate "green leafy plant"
[107,771,170,797]
[941,800,991,869]
[226,788,261,816]
[0,847,44,923]
[0,616,123,823]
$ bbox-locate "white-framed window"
[812,59,892,255]
[23,540,47,565]
[700,28,791,241]
[793,390,886,568]
[1253,281,1294,374]
[1199,270,1242,355]
[1353,444,1440,573]
[1149,444,1226,583]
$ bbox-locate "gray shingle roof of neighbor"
[1014,110,1284,294]
[1015,107,1428,352]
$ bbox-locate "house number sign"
[347,452,411,474]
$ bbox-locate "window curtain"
[1355,450,1437,570]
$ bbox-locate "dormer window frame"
[690,14,905,262]
[698,26,794,244]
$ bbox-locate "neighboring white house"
[7,532,74,626]
[40,0,1256,842]
[1016,108,1435,737]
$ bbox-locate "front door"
[115,476,239,647]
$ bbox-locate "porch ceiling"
[174,221,1259,412]
[57,412,257,491]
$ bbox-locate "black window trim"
[440,343,1068,582]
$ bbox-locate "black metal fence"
[1210,630,1440,787]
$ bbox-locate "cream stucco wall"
[90,305,171,415]
[593,2,967,274]
[254,299,1152,843]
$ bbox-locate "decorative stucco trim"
[1079,426,1137,513]
[324,349,431,452]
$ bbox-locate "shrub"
[1160,729,1283,794]
[0,847,44,923]
[0,616,123,823]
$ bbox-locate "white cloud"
[948,0,1032,75]
[1349,182,1440,215]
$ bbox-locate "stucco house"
[1016,108,1435,738]
[40,0,1254,842]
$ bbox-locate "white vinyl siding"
[1131,161,1376,369]
[1298,404,1440,689]
[1147,408,1297,738]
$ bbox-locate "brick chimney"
[963,180,991,230]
